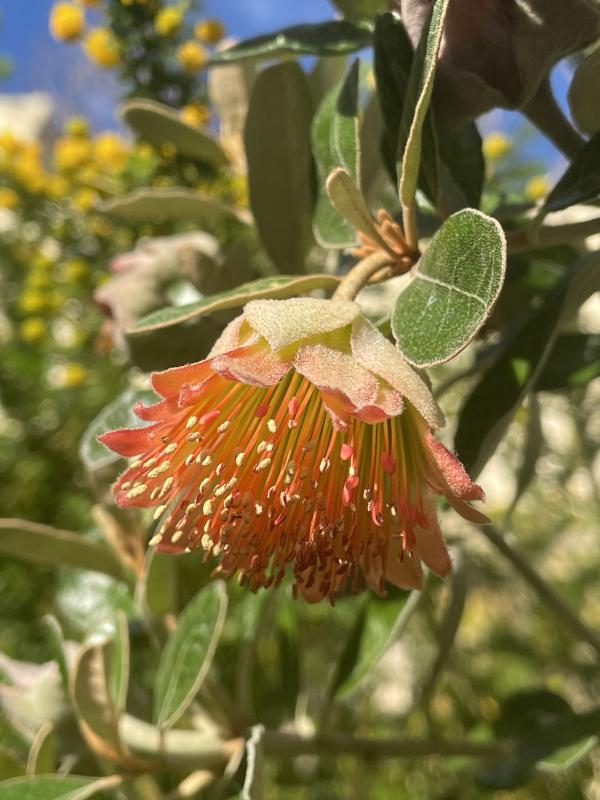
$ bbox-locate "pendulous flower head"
[101,299,486,603]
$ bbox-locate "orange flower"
[101,299,486,602]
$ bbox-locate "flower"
[482,132,511,161]
[49,2,85,42]
[20,318,47,343]
[177,41,207,73]
[181,103,211,128]
[65,116,90,137]
[525,175,550,202]
[53,136,91,172]
[0,188,19,209]
[84,27,120,67]
[93,132,128,172]
[194,19,225,44]
[155,7,183,36]
[101,299,486,603]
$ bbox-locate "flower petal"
[294,344,379,413]
[213,342,291,386]
[350,317,445,429]
[414,498,452,577]
[99,424,161,456]
[425,432,484,501]
[385,540,424,590]
[151,360,213,398]
[245,298,360,351]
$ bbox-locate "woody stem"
[333,251,395,301]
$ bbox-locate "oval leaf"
[121,99,229,167]
[129,274,340,334]
[153,582,228,730]
[539,130,600,217]
[107,611,130,717]
[332,0,388,19]
[26,723,55,776]
[244,61,315,274]
[392,209,506,367]
[0,520,126,582]
[98,189,249,226]
[209,21,372,65]
[568,45,600,136]
[312,59,361,248]
[0,775,122,800]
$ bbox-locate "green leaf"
[0,747,25,780]
[535,333,600,391]
[209,21,372,65]
[121,99,229,167]
[80,387,156,473]
[398,0,450,207]
[331,591,420,697]
[42,617,69,691]
[437,122,485,212]
[26,723,55,776]
[70,642,122,759]
[55,571,137,639]
[392,209,506,367]
[325,168,387,247]
[568,45,600,136]
[0,775,121,800]
[138,550,178,617]
[106,611,130,716]
[506,394,543,519]
[244,61,315,273]
[153,582,228,730]
[97,188,249,226]
[455,252,600,476]
[539,131,600,216]
[0,520,127,583]
[129,274,340,334]
[331,0,388,19]
[312,58,361,248]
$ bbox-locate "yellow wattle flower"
[65,116,90,137]
[181,103,211,127]
[101,298,487,603]
[525,175,551,201]
[155,7,183,36]
[20,318,47,343]
[53,135,92,171]
[84,27,121,67]
[482,132,512,161]
[0,187,19,209]
[49,2,85,42]
[194,19,225,44]
[177,40,207,73]
[94,132,128,172]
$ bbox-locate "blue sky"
[0,0,565,172]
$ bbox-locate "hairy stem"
[333,251,395,301]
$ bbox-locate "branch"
[523,79,585,160]
[332,251,395,301]
[507,216,600,253]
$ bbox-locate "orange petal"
[294,344,379,413]
[425,432,484,501]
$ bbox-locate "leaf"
[312,58,361,248]
[209,21,373,65]
[55,571,137,639]
[42,617,69,691]
[129,274,339,334]
[539,131,600,216]
[0,747,25,780]
[0,775,122,800]
[97,189,249,226]
[244,62,315,274]
[138,550,178,617]
[535,333,600,391]
[397,0,450,208]
[0,520,127,583]
[331,590,421,697]
[121,99,229,167]
[437,122,485,212]
[392,209,506,367]
[454,252,600,476]
[325,168,387,247]
[480,690,600,790]
[26,723,55,775]
[106,611,130,716]
[70,642,122,762]
[332,0,389,18]
[568,45,600,135]
[505,394,543,519]
[153,582,228,730]
[80,387,156,473]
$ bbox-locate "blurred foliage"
[0,1,599,799]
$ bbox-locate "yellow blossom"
[57,362,88,388]
[13,156,47,193]
[482,132,512,161]
[0,132,22,158]
[64,259,89,281]
[84,27,120,67]
[65,116,90,137]
[194,19,225,44]
[20,318,47,343]
[53,136,91,171]
[181,103,211,127]
[49,2,85,42]
[73,187,99,211]
[19,291,48,314]
[94,131,128,171]
[525,175,551,201]
[177,41,207,73]
[46,174,70,199]
[0,188,19,209]
[155,7,183,36]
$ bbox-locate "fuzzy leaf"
[568,46,600,136]
[154,582,227,730]
[210,21,372,65]
[106,611,130,717]
[26,723,55,776]
[245,62,315,273]
[392,209,506,367]
[97,189,249,225]
[332,0,388,18]
[312,59,361,248]
[0,776,121,800]
[129,274,339,334]
[121,99,229,166]
[0,520,127,583]
[540,131,600,216]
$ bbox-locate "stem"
[402,202,419,252]
[333,251,395,301]
[119,713,510,768]
[474,523,600,657]
[523,79,584,160]
[508,216,600,253]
